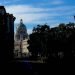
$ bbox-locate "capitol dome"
[15,19,28,40]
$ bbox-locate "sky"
[0,0,75,34]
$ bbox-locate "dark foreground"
[1,59,75,75]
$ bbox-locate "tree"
[28,22,75,64]
[28,24,50,59]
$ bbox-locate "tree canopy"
[27,22,75,64]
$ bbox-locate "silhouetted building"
[0,6,15,62]
[14,19,29,58]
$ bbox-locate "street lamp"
[20,39,22,58]
[20,34,23,58]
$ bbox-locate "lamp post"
[20,39,22,58]
[20,34,23,58]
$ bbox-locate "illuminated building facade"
[14,19,29,58]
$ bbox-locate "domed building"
[15,19,28,40]
[14,19,29,58]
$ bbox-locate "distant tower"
[15,19,28,41]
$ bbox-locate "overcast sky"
[0,0,75,34]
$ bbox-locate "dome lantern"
[20,19,23,24]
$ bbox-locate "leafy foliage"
[27,23,75,63]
